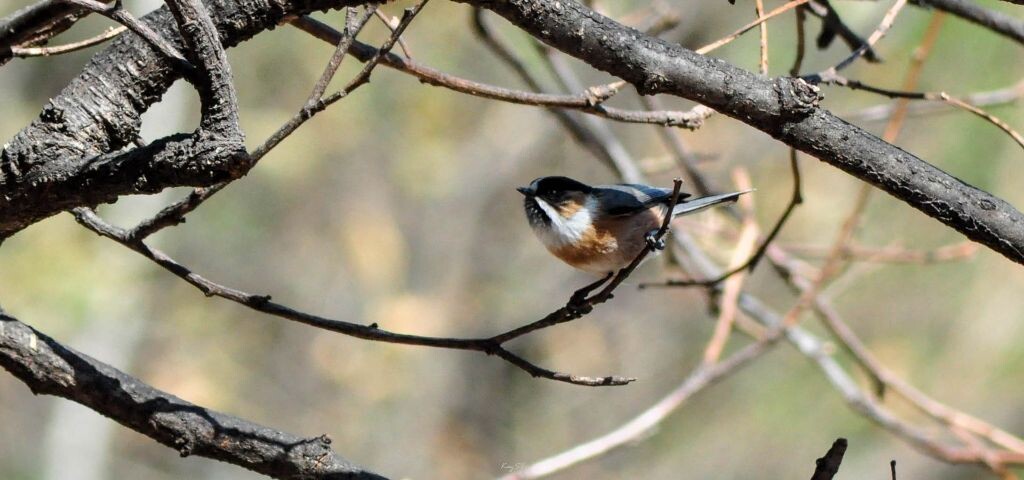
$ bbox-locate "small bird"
[518,176,749,276]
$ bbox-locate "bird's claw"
[645,230,666,251]
[566,300,593,316]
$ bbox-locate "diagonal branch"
[460,0,1024,265]
[72,207,637,386]
[3,0,1024,263]
[0,0,112,65]
[65,0,192,70]
[0,309,386,480]
[0,0,362,240]
[7,25,125,57]
[913,0,1024,46]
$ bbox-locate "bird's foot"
[645,230,666,251]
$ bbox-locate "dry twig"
[8,25,125,57]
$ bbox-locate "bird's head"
[517,176,593,227]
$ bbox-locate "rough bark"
[0,0,357,238]
[461,0,1024,264]
[1,0,1023,266]
[0,311,386,480]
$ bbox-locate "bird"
[517,176,749,276]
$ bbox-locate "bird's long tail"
[672,190,753,216]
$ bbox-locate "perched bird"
[518,176,749,275]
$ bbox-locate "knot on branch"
[775,77,822,119]
[173,433,195,457]
[637,72,669,96]
[584,84,619,106]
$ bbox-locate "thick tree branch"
[0,0,110,65]
[0,309,386,480]
[913,0,1024,46]
[0,0,357,240]
[72,207,637,386]
[7,25,125,58]
[462,0,1024,265]
[2,0,1024,264]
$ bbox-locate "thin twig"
[639,97,717,195]
[833,79,1024,151]
[846,80,1024,123]
[306,6,378,108]
[755,0,769,75]
[73,207,633,387]
[328,1,430,99]
[498,330,785,480]
[782,5,940,329]
[804,0,881,62]
[373,8,413,58]
[9,25,125,57]
[783,241,978,264]
[63,0,192,72]
[803,0,910,83]
[286,15,714,129]
[791,4,807,77]
[768,246,1024,474]
[644,149,803,288]
[701,170,759,365]
[938,92,1024,151]
[696,0,812,55]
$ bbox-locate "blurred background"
[1,0,1023,478]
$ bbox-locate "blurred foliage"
[1,0,1023,479]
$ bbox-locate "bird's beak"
[516,186,534,196]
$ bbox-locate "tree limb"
[0,309,386,480]
[0,0,110,65]
[2,0,1024,261]
[0,0,355,240]
[458,0,1024,265]
[913,0,1024,46]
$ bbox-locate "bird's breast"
[549,225,620,273]
[552,206,664,274]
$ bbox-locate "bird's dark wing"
[593,184,692,216]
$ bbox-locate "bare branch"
[0,310,386,480]
[74,207,636,386]
[804,0,880,62]
[497,332,784,480]
[754,0,769,75]
[64,0,192,71]
[913,0,1024,46]
[373,8,413,58]
[697,0,812,54]
[846,79,1024,122]
[8,25,125,57]
[293,16,710,129]
[804,0,910,83]
[306,7,378,108]
[461,0,1024,266]
[0,0,111,65]
[701,171,759,365]
[642,149,803,288]
[810,438,847,480]
[783,241,978,263]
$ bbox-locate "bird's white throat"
[531,197,596,248]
